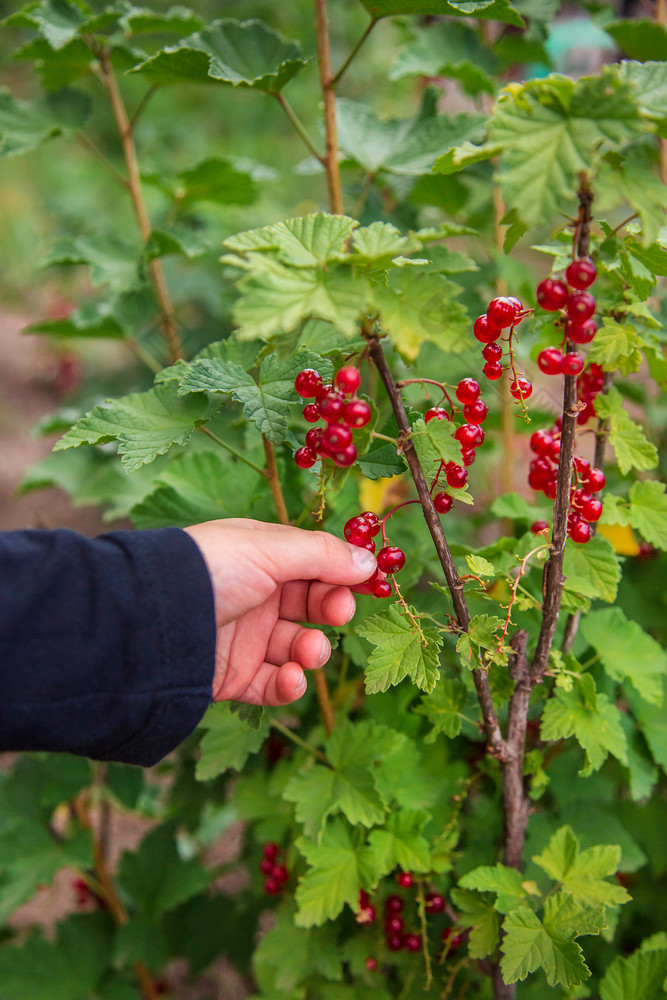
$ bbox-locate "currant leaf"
[540,675,628,776]
[355,604,442,694]
[581,607,667,706]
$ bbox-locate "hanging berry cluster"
[529,431,606,544]
[294,365,372,469]
[472,295,534,401]
[343,511,399,599]
[258,842,289,896]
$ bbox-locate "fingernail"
[296,671,307,693]
[352,548,377,575]
[318,635,331,665]
[343,595,356,624]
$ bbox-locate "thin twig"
[313,0,344,214]
[75,133,129,188]
[129,83,158,134]
[330,17,378,87]
[270,718,332,766]
[274,93,326,165]
[200,426,268,477]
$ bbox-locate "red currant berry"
[547,438,561,462]
[577,402,596,425]
[344,517,371,545]
[531,520,550,535]
[461,448,476,467]
[566,291,596,322]
[397,872,414,889]
[510,377,532,400]
[425,406,450,423]
[454,423,483,450]
[574,456,591,474]
[385,916,404,934]
[581,496,603,522]
[360,511,381,535]
[303,403,320,423]
[544,474,558,500]
[332,443,358,467]
[473,314,502,343]
[356,904,377,924]
[565,258,597,290]
[404,933,421,952]
[322,422,352,451]
[373,579,392,599]
[507,295,524,320]
[568,319,597,344]
[537,348,565,375]
[483,360,503,380]
[441,927,464,950]
[583,467,606,492]
[528,470,549,491]
[530,457,552,479]
[295,446,317,469]
[377,546,406,574]
[562,353,585,376]
[343,399,372,428]
[271,864,289,883]
[264,878,282,895]
[530,429,554,456]
[425,893,445,915]
[385,895,403,914]
[318,391,345,422]
[433,492,453,514]
[446,464,468,489]
[569,520,591,544]
[259,859,273,875]
[305,427,323,450]
[335,366,361,394]
[487,296,519,328]
[263,842,279,861]
[463,399,488,423]
[365,957,378,972]
[456,378,481,404]
[482,342,503,362]
[295,369,323,398]
[363,539,376,553]
[359,890,370,908]
[536,277,568,311]
[386,934,403,952]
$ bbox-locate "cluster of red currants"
[426,377,488,514]
[536,258,598,379]
[529,427,605,544]
[472,296,533,400]
[294,366,372,470]
[259,842,289,895]
[344,511,405,599]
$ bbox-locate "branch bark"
[313,0,344,215]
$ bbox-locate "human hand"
[183,519,377,707]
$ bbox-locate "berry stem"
[495,545,549,657]
[329,16,379,87]
[270,718,332,766]
[274,93,326,165]
[396,378,455,416]
[380,499,421,545]
[262,436,290,526]
[392,578,428,643]
[200,427,269,478]
[371,431,400,445]
[416,879,434,990]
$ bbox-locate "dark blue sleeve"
[0,527,216,766]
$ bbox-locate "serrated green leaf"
[54,382,214,471]
[13,36,95,90]
[540,676,628,775]
[466,554,496,576]
[26,302,125,339]
[358,0,524,27]
[619,60,667,123]
[562,533,621,604]
[489,70,644,228]
[533,825,630,907]
[390,22,497,96]
[604,20,667,62]
[229,701,264,729]
[450,888,499,958]
[490,491,549,521]
[253,904,342,994]
[356,604,442,694]
[581,607,666,706]
[131,18,309,93]
[599,154,667,246]
[117,824,210,918]
[145,225,210,261]
[456,614,505,669]
[600,942,667,1000]
[627,479,667,549]
[412,415,462,471]
[42,234,140,292]
[460,864,528,913]
[595,388,658,475]
[629,679,667,772]
[500,905,591,988]
[351,221,422,263]
[4,0,87,50]
[543,893,607,940]
[373,269,471,361]
[0,85,91,156]
[224,213,358,267]
[196,702,270,780]
[414,677,468,740]
[368,809,431,873]
[337,90,486,176]
[586,320,642,374]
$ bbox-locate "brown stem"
[502,630,530,870]
[99,51,183,363]
[366,334,505,756]
[314,0,344,215]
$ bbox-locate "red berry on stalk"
[487,296,518,328]
[483,360,503,380]
[373,579,392,599]
[434,492,453,514]
[360,511,381,535]
[271,864,289,883]
[482,342,503,362]
[359,890,370,909]
[303,403,320,422]
[404,933,421,952]
[377,546,406,574]
[547,438,561,462]
[385,895,404,914]
[531,520,550,535]
[461,449,476,467]
[562,353,585,376]
[335,365,361,394]
[305,427,323,450]
[385,916,404,934]
[441,927,464,950]
[264,878,282,895]
[530,429,554,456]
[386,934,403,952]
[566,291,596,322]
[425,406,450,423]
[397,872,414,889]
[569,520,591,544]
[530,458,551,479]
[566,258,597,290]
[425,893,445,915]
[456,378,481,405]
[332,443,358,467]
[473,314,502,343]
[446,464,468,489]
[365,957,378,972]
[259,859,273,875]
[544,474,558,500]
[318,391,345,422]
[581,496,603,522]
[568,318,597,344]
[455,423,483,449]
[510,377,533,400]
[463,399,488,423]
[295,368,323,398]
[536,277,568,311]
[345,517,372,545]
[343,399,372,428]
[574,456,591,474]
[322,422,352,450]
[583,467,606,492]
[263,842,279,861]
[537,348,565,375]
[357,904,377,924]
[295,446,317,469]
[508,295,524,321]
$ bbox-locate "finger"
[254,526,377,587]
[239,661,312,707]
[265,620,331,669]
[279,581,356,626]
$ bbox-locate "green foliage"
[355,604,442,693]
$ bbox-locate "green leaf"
[54,382,214,471]
[356,604,442,694]
[0,85,91,156]
[600,942,667,1000]
[543,893,607,940]
[337,90,487,176]
[195,702,270,780]
[489,71,645,228]
[450,888,499,959]
[225,213,358,267]
[562,533,621,604]
[131,18,309,93]
[412,416,462,471]
[619,60,667,123]
[598,153,667,246]
[540,675,628,775]
[253,904,342,994]
[13,37,95,90]
[604,20,667,62]
[586,320,643,374]
[117,825,210,918]
[368,809,432,873]
[630,679,667,772]
[42,234,140,292]
[358,0,525,27]
[357,412,407,480]
[595,388,658,475]
[389,22,497,96]
[145,225,210,261]
[4,0,87,50]
[490,491,549,521]
[26,302,125,339]
[351,221,423,263]
[627,480,667,549]
[414,677,468,741]
[533,825,630,908]
[500,905,590,988]
[459,864,529,913]
[373,269,471,361]
[165,156,259,208]
[433,138,499,175]
[466,554,496,576]
[581,607,667,706]
[456,614,505,670]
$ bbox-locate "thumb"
[258,525,377,586]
